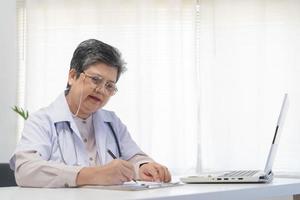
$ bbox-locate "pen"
[107,149,138,183]
[107,149,117,159]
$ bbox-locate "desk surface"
[1,178,300,200]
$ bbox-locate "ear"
[68,69,78,86]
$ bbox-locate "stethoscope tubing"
[55,121,122,165]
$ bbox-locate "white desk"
[1,178,300,200]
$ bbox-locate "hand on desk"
[139,162,171,183]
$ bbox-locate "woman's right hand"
[76,159,135,186]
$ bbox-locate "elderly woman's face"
[66,63,118,118]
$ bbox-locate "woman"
[10,39,171,188]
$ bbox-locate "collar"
[48,93,74,123]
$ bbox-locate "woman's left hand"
[138,162,171,183]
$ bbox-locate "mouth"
[88,95,102,103]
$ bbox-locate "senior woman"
[10,39,171,188]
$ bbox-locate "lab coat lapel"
[93,111,107,165]
[69,121,84,142]
[50,93,84,142]
[49,93,88,166]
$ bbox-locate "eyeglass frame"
[82,71,118,96]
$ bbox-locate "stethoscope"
[55,121,122,165]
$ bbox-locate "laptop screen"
[264,93,289,173]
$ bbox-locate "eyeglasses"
[82,72,118,96]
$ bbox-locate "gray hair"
[66,39,126,94]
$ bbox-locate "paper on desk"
[83,181,182,191]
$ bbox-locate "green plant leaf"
[12,105,29,120]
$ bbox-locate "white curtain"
[19,0,199,175]
[197,0,300,173]
[18,0,300,176]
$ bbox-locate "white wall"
[0,0,17,162]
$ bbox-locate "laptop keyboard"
[223,170,259,177]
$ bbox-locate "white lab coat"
[10,93,144,170]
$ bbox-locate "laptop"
[181,94,289,183]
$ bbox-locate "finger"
[146,166,160,182]
[164,167,172,182]
[153,164,165,182]
[120,160,135,172]
[140,173,155,182]
[110,160,135,181]
[120,175,129,183]
[160,166,169,182]
[119,164,135,181]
